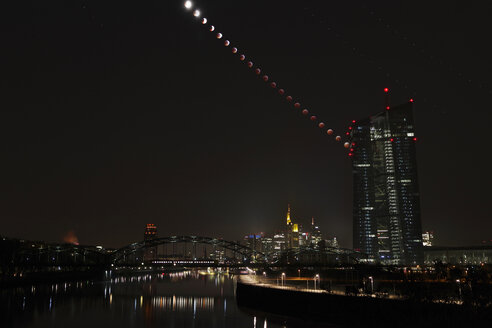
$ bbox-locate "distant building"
[310,218,323,249]
[299,232,310,247]
[349,94,423,266]
[143,223,158,261]
[285,204,300,249]
[243,233,263,253]
[261,237,274,261]
[273,232,286,260]
[424,246,492,265]
[422,231,434,247]
[325,237,339,249]
[144,223,157,240]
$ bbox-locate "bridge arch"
[111,236,265,265]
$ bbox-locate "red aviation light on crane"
[384,88,389,93]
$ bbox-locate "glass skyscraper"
[349,99,423,265]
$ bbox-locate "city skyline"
[1,0,491,248]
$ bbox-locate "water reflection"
[1,270,296,328]
[149,296,214,311]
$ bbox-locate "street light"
[314,274,320,290]
[368,276,374,294]
[298,269,301,278]
[281,272,286,287]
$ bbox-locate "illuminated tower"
[286,204,292,226]
[349,90,423,266]
[144,223,158,262]
[311,218,322,249]
[284,204,299,249]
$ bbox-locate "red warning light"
[413,137,418,141]
[409,98,414,103]
[386,106,390,110]
[390,138,394,142]
[352,142,356,146]
[350,148,354,152]
[352,120,356,123]
[348,153,353,157]
[384,88,389,93]
[348,126,352,130]
[346,132,350,135]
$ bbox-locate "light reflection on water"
[1,271,295,328]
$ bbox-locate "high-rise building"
[285,204,300,249]
[349,94,423,265]
[144,223,158,261]
[273,232,286,260]
[310,217,323,249]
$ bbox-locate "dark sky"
[1,0,491,248]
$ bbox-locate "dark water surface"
[1,271,336,328]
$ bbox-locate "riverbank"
[236,276,491,327]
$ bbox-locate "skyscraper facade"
[143,223,158,262]
[349,98,423,265]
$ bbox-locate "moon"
[184,1,192,9]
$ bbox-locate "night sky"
[1,0,491,248]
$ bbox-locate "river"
[1,270,338,328]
